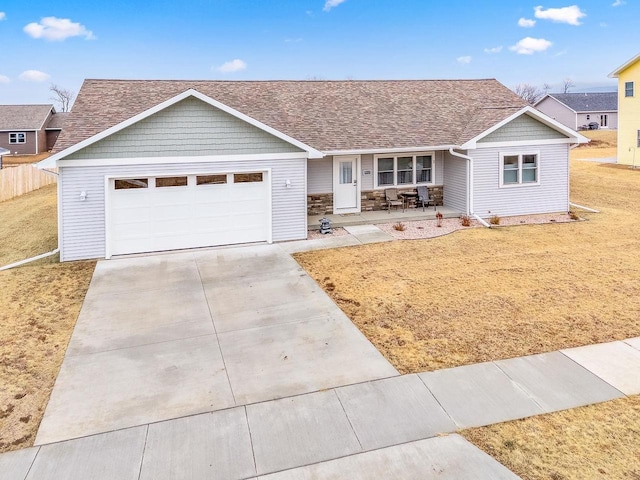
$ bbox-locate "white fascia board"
[461,106,589,149]
[37,88,322,170]
[322,145,457,156]
[609,52,640,78]
[36,107,55,131]
[473,138,582,149]
[56,151,308,168]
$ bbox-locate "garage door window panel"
[234,173,263,183]
[114,179,149,190]
[197,174,227,185]
[156,176,188,187]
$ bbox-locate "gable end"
[65,96,304,161]
[478,114,567,144]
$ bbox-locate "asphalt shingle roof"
[546,92,617,113]
[0,104,54,131]
[53,79,527,154]
[45,112,69,129]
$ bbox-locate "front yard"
[294,131,640,479]
[1,130,638,477]
[294,157,640,374]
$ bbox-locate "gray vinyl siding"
[443,152,468,213]
[361,154,374,190]
[480,114,567,143]
[64,97,304,160]
[307,156,333,194]
[470,143,569,218]
[535,97,577,130]
[59,158,307,261]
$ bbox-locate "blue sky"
[0,0,638,105]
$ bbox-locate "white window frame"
[625,81,634,97]
[499,151,540,188]
[373,152,435,188]
[9,132,26,144]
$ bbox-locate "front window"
[375,153,433,187]
[501,153,539,186]
[625,81,634,97]
[9,132,26,144]
[637,130,640,148]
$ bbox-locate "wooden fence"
[0,164,57,203]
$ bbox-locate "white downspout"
[448,147,490,228]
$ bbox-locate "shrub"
[460,215,471,227]
[569,211,580,221]
[489,214,501,225]
[435,211,443,227]
[393,222,405,231]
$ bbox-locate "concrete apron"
[35,244,398,445]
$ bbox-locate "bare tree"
[49,84,75,112]
[513,83,546,104]
[562,78,575,94]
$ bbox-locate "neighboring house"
[0,105,67,155]
[609,52,640,166]
[535,92,618,130]
[38,79,587,262]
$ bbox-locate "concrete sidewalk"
[3,337,639,480]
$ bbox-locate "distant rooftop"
[0,104,55,130]
[543,92,617,112]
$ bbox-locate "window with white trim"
[637,130,640,148]
[375,153,433,187]
[500,153,539,186]
[625,81,634,97]
[9,132,26,144]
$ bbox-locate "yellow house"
[610,53,640,166]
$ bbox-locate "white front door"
[333,155,360,213]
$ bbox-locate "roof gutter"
[323,145,458,156]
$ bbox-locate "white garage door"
[108,171,270,256]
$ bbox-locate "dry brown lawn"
[1,153,51,166]
[0,185,95,453]
[294,138,640,478]
[294,147,640,373]
[572,129,617,159]
[462,395,640,480]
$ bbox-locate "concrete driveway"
[35,244,397,445]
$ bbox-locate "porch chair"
[384,188,404,213]
[416,186,435,212]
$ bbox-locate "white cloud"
[534,5,586,26]
[0,75,10,83]
[24,17,94,41]
[600,22,608,27]
[518,17,536,27]
[457,56,472,64]
[509,37,553,55]
[484,46,503,54]
[324,0,346,11]
[0,12,6,21]
[18,70,50,82]
[612,0,625,6]
[216,59,247,73]
[285,38,303,43]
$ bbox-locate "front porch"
[308,205,462,230]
